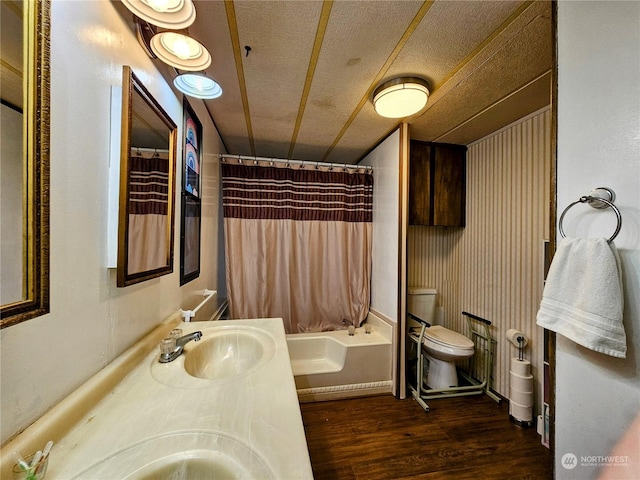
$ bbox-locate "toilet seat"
[424,325,474,349]
[420,325,475,362]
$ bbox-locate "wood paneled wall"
[408,108,551,411]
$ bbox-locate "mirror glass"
[117,66,177,287]
[0,0,50,328]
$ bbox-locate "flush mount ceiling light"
[174,72,223,99]
[373,77,430,118]
[150,31,211,71]
[121,0,196,29]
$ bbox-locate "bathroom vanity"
[1,317,313,479]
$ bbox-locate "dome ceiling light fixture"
[174,72,223,99]
[121,0,196,29]
[150,31,212,71]
[373,77,430,119]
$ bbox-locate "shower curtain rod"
[131,147,169,153]
[218,153,372,171]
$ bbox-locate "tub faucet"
[159,331,202,363]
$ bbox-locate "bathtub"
[286,311,393,402]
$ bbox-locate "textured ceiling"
[121,0,553,164]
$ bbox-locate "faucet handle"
[159,337,176,355]
[169,328,183,340]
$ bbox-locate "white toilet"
[408,288,475,389]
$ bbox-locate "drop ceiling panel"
[411,1,552,142]
[292,0,423,161]
[190,0,250,154]
[1,2,23,108]
[435,72,551,145]
[382,0,525,88]
[233,0,324,158]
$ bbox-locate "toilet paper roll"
[509,401,533,422]
[510,357,531,376]
[509,375,533,393]
[506,329,528,347]
[510,388,534,407]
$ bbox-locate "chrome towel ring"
[559,187,622,242]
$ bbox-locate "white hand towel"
[536,237,626,358]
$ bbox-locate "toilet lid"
[424,326,474,349]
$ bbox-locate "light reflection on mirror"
[117,66,176,287]
[1,0,50,328]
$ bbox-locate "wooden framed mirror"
[0,0,50,328]
[117,66,177,287]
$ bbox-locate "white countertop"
[29,318,313,479]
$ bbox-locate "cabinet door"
[409,141,466,227]
[433,146,466,227]
[408,142,432,225]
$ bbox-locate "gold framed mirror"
[117,66,177,287]
[0,0,50,328]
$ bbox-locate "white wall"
[0,1,225,443]
[360,129,401,321]
[556,2,640,478]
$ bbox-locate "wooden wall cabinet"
[409,140,466,227]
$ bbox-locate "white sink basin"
[73,431,274,479]
[184,328,275,380]
[151,325,276,388]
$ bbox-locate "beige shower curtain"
[127,154,169,275]
[222,161,373,333]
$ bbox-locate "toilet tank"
[407,287,437,323]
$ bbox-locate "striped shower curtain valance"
[222,163,372,222]
[129,155,169,215]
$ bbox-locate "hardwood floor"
[300,394,552,480]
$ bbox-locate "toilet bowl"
[421,325,475,389]
[407,287,475,390]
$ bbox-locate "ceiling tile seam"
[1,58,22,76]
[287,0,334,159]
[434,1,536,93]
[321,0,436,162]
[4,1,21,17]
[419,2,547,120]
[432,69,552,144]
[224,0,255,156]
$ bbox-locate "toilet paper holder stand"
[506,329,528,360]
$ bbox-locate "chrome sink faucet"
[159,330,202,363]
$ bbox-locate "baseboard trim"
[297,381,393,403]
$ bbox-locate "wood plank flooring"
[300,394,552,480]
